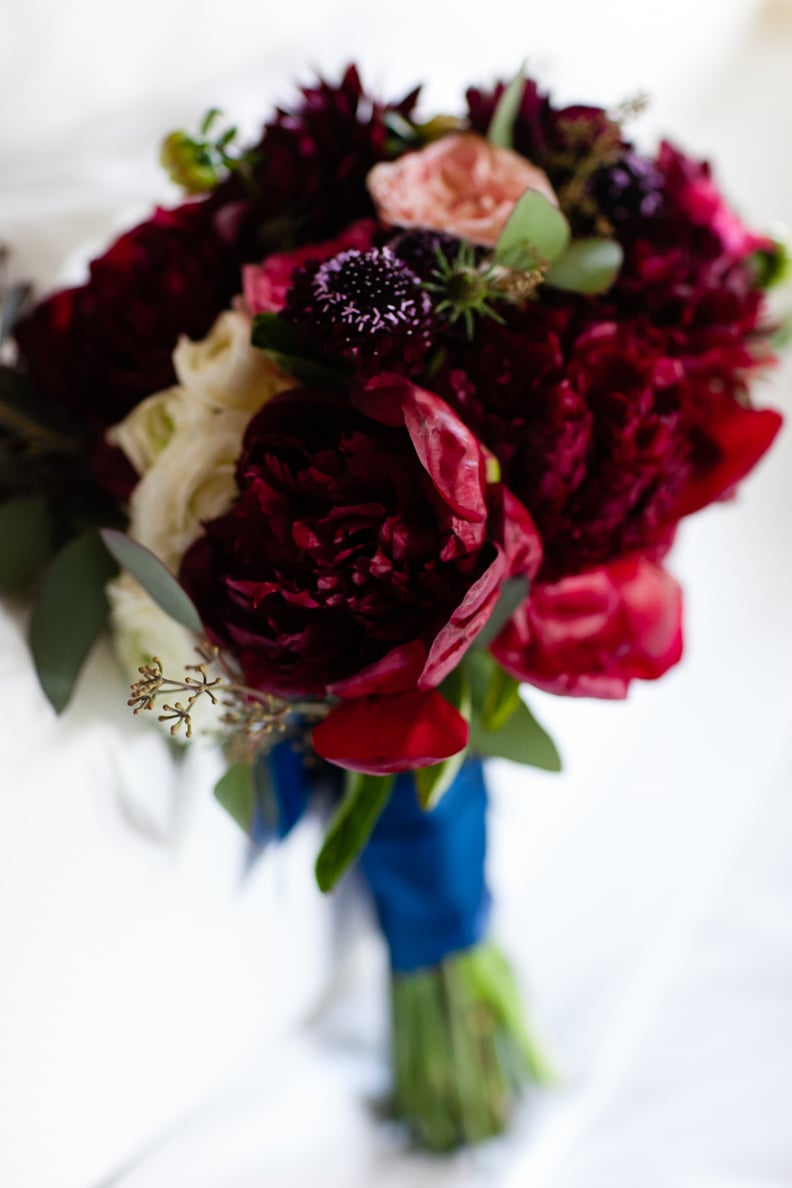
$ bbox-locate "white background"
[1,2,791,1186]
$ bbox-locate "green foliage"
[315,770,394,893]
[494,191,571,271]
[486,66,527,150]
[481,663,521,732]
[30,530,118,713]
[160,108,249,195]
[415,667,471,809]
[250,314,348,387]
[463,651,561,771]
[0,495,52,590]
[391,941,554,1150]
[0,365,80,461]
[100,529,202,633]
[214,763,256,833]
[546,237,624,294]
[750,234,792,291]
[471,576,529,650]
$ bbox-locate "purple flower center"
[304,247,431,341]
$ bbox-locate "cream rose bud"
[106,386,201,478]
[367,132,557,249]
[127,409,248,573]
[173,308,292,414]
[107,573,219,738]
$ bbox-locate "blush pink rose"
[367,132,557,248]
[243,219,378,315]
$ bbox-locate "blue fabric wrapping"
[358,760,491,974]
[249,744,491,975]
[249,743,316,844]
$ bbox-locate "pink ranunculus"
[366,132,557,249]
[491,555,683,699]
[242,219,378,315]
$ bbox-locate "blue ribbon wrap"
[257,745,491,975]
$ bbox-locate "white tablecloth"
[1,4,791,1186]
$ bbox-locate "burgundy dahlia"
[213,66,420,254]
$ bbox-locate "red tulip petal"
[312,689,469,774]
[678,405,783,517]
[401,384,488,522]
[420,546,506,688]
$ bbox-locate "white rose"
[173,308,292,414]
[106,386,200,477]
[127,408,248,573]
[107,573,221,739]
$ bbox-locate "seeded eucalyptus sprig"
[127,641,328,764]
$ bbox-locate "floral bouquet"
[0,66,786,1151]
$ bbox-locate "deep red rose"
[14,200,240,432]
[491,555,683,698]
[179,376,542,772]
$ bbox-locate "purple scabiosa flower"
[593,151,664,227]
[283,247,433,374]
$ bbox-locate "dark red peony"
[179,376,542,771]
[491,555,683,698]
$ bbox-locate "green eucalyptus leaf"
[214,763,256,833]
[30,530,118,713]
[251,313,348,388]
[494,191,571,271]
[464,651,561,771]
[415,667,471,809]
[486,66,526,150]
[0,281,32,348]
[263,350,347,388]
[770,313,792,350]
[251,313,302,355]
[0,365,79,454]
[472,576,529,650]
[545,238,624,295]
[315,770,394,893]
[0,495,53,589]
[481,664,521,732]
[100,529,202,633]
[470,698,561,770]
